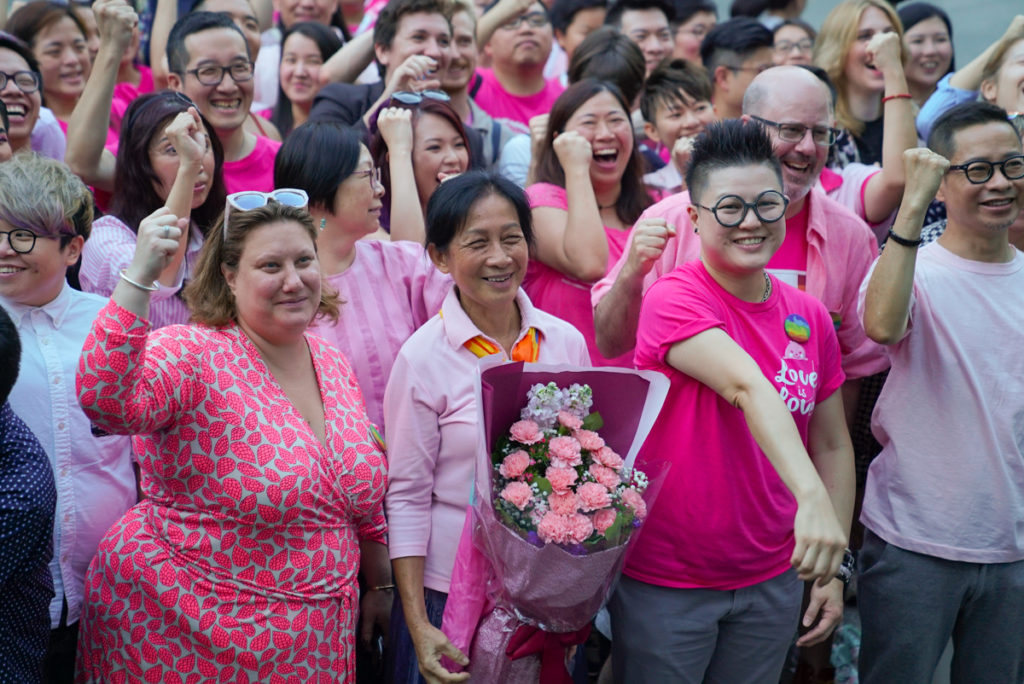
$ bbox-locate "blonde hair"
[184,203,340,327]
[813,0,903,137]
[981,34,1024,92]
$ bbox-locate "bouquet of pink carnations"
[441,363,668,684]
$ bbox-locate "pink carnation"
[548,490,579,516]
[620,488,647,520]
[577,481,612,512]
[574,429,605,453]
[557,411,583,430]
[589,463,622,491]
[510,420,543,445]
[499,450,531,479]
[593,446,624,470]
[548,436,582,467]
[500,481,534,510]
[545,466,578,492]
[566,513,594,544]
[537,512,571,544]
[593,508,618,535]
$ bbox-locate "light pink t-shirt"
[524,183,633,367]
[628,260,844,590]
[308,240,452,436]
[223,135,281,194]
[384,287,589,593]
[857,243,1024,563]
[471,69,565,127]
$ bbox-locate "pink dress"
[75,301,387,683]
[523,182,634,367]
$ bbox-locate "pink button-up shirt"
[591,187,888,379]
[384,287,589,593]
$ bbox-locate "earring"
[319,217,326,232]
[693,226,698,234]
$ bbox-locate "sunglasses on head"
[223,189,309,239]
[386,90,451,107]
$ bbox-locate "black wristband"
[887,228,923,248]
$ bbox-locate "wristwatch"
[835,548,855,585]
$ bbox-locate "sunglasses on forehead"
[386,90,451,107]
[223,189,309,239]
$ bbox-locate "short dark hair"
[275,121,364,212]
[671,0,716,28]
[0,305,20,405]
[774,18,816,42]
[700,17,773,73]
[567,26,646,104]
[374,0,450,61]
[110,91,227,240]
[167,11,249,75]
[730,0,789,18]
[897,2,954,74]
[0,31,41,74]
[425,170,534,252]
[271,22,343,136]
[640,58,712,124]
[927,101,1018,161]
[550,0,606,34]
[685,118,782,203]
[6,2,88,50]
[605,0,675,29]
[535,79,651,226]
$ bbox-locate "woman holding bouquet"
[383,171,590,684]
[608,120,855,683]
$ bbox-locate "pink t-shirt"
[523,183,633,367]
[857,243,1024,563]
[223,135,281,194]
[308,240,452,436]
[471,69,565,127]
[110,65,155,132]
[770,202,809,291]
[628,260,844,590]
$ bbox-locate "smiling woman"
[525,78,651,366]
[264,21,341,137]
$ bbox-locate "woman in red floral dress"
[75,195,389,683]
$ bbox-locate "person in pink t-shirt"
[525,79,652,367]
[607,120,853,684]
[472,1,565,126]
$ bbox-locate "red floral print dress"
[74,302,387,683]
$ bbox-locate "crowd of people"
[0,0,1022,681]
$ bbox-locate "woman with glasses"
[609,118,852,684]
[75,191,389,682]
[276,120,451,438]
[78,93,226,329]
[813,0,906,168]
[525,79,651,366]
[772,19,815,66]
[369,91,471,243]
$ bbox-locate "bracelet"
[882,93,912,104]
[887,228,923,248]
[119,269,159,292]
[835,548,855,585]
[370,583,395,592]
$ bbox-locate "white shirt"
[3,284,137,626]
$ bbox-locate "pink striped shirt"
[307,240,451,435]
[80,214,204,329]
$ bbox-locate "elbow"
[862,316,903,346]
[572,262,607,283]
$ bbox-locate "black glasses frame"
[947,155,1024,184]
[185,61,255,87]
[0,228,40,254]
[0,69,40,94]
[694,190,790,228]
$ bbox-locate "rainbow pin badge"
[784,314,811,343]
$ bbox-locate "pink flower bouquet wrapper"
[441,362,669,683]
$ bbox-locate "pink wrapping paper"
[441,363,669,682]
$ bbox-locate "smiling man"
[592,66,887,390]
[604,0,674,78]
[700,16,774,121]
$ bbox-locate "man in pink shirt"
[858,103,1024,683]
[593,66,888,386]
[473,0,565,127]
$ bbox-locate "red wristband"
[882,93,912,103]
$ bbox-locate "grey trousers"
[858,529,1024,684]
[607,571,802,684]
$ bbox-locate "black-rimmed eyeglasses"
[694,190,789,227]
[947,155,1024,184]
[186,61,254,86]
[0,70,40,94]
[499,11,549,30]
[0,228,40,254]
[751,115,839,147]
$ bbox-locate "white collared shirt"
[2,284,137,627]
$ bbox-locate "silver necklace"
[760,272,772,303]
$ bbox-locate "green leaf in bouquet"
[581,412,604,432]
[533,476,553,495]
[602,509,631,546]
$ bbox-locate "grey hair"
[0,153,93,240]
